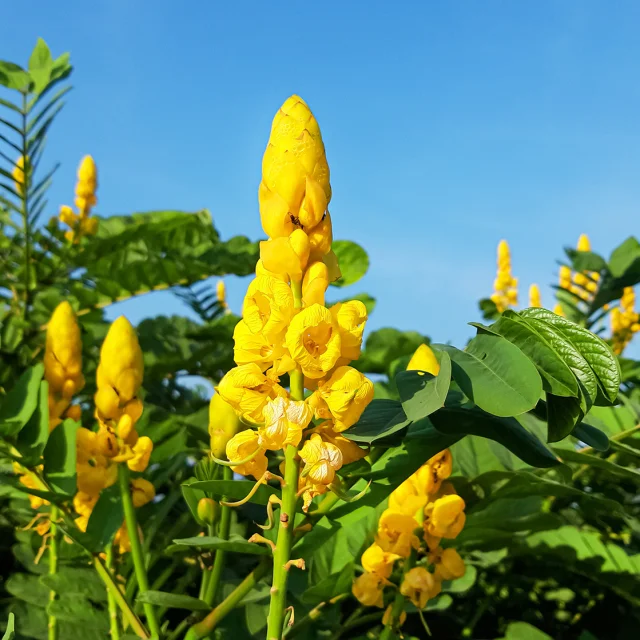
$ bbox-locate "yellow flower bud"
[216,279,226,304]
[216,364,287,423]
[406,344,440,376]
[44,301,84,395]
[128,436,153,472]
[285,305,341,379]
[352,572,385,608]
[425,493,466,539]
[209,393,242,459]
[259,95,331,240]
[259,229,311,280]
[376,509,421,558]
[302,261,330,307]
[226,429,268,480]
[400,567,441,609]
[131,478,155,508]
[330,300,367,363]
[299,433,343,486]
[308,366,374,432]
[197,497,220,525]
[361,543,401,579]
[577,234,591,252]
[434,548,466,581]
[258,397,312,451]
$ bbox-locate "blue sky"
[3,1,640,354]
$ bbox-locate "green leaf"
[573,423,610,452]
[1,613,15,640]
[170,534,271,555]
[565,248,608,274]
[187,479,278,505]
[436,331,542,417]
[85,484,123,551]
[520,308,620,405]
[546,393,582,443]
[429,407,559,468]
[552,447,640,481]
[5,573,50,607]
[440,564,477,593]
[396,351,451,421]
[302,562,355,604]
[181,476,207,525]
[43,419,77,495]
[608,236,640,278]
[499,622,553,640]
[491,312,578,397]
[28,38,53,95]
[40,568,107,603]
[47,598,108,629]
[136,591,210,611]
[0,364,44,436]
[15,380,49,464]
[331,240,369,287]
[0,61,30,90]
[344,399,410,444]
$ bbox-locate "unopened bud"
[197,498,219,525]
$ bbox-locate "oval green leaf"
[331,240,369,287]
[344,399,410,444]
[136,590,210,611]
[171,534,271,555]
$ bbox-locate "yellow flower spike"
[361,543,401,579]
[259,396,312,451]
[259,95,331,240]
[13,155,30,195]
[259,229,311,280]
[553,303,565,317]
[577,234,591,252]
[127,436,153,472]
[130,478,155,508]
[400,567,441,609]
[208,393,242,459]
[225,429,268,480]
[491,239,518,312]
[302,261,330,307]
[299,433,343,486]
[44,301,84,429]
[308,366,374,432]
[529,284,542,308]
[217,279,226,304]
[330,300,368,363]
[352,572,385,608]
[216,363,287,423]
[434,547,466,581]
[425,493,466,539]
[313,421,367,465]
[611,286,640,354]
[285,304,341,379]
[95,316,144,431]
[383,605,407,627]
[243,275,295,343]
[406,344,440,376]
[375,509,421,558]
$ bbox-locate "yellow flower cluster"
[44,302,85,431]
[490,240,518,312]
[611,287,640,355]
[74,316,154,552]
[528,284,542,308]
[352,346,466,622]
[216,95,373,511]
[217,279,230,314]
[58,155,99,243]
[563,234,600,305]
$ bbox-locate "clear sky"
[3,1,640,354]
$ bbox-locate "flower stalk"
[47,506,59,640]
[118,464,160,639]
[106,543,121,640]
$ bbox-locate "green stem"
[106,544,121,640]
[380,551,416,640]
[118,465,161,639]
[20,92,31,319]
[204,466,233,606]
[185,558,270,640]
[266,366,303,640]
[93,555,149,638]
[47,506,59,640]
